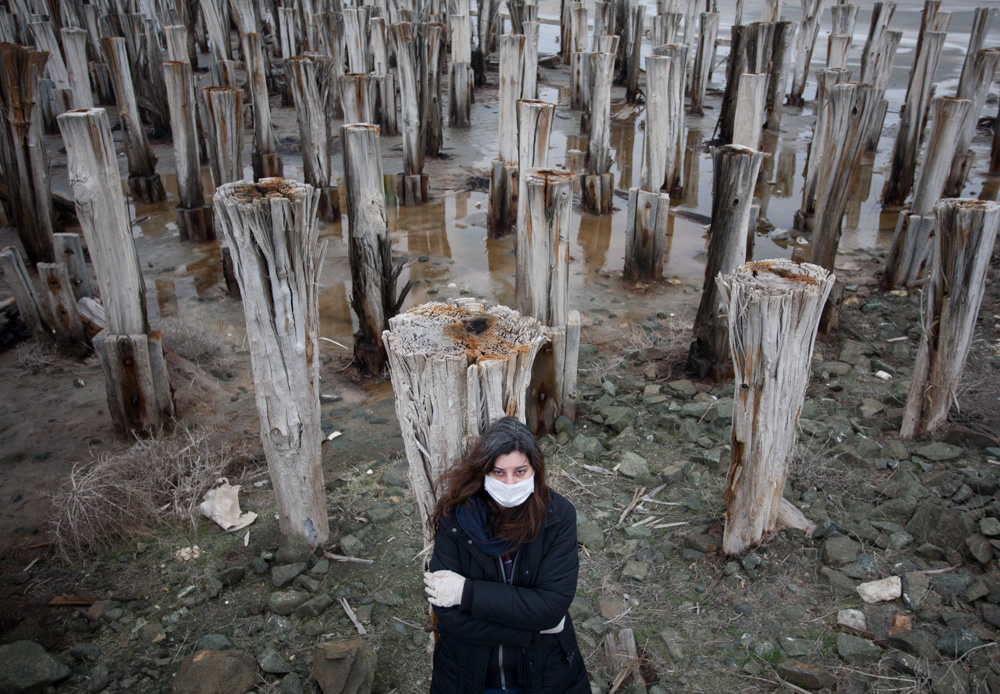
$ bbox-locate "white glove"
[540,616,565,634]
[423,570,466,608]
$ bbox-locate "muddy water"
[44,0,1000,348]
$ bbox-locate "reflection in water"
[680,129,701,208]
[318,279,353,342]
[754,130,780,224]
[610,103,638,190]
[664,212,675,268]
[846,153,875,231]
[980,177,999,202]
[154,278,176,320]
[774,148,796,198]
[577,213,613,271]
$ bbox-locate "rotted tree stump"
[717,260,835,556]
[213,178,329,549]
[383,299,548,545]
[902,200,1000,440]
[164,60,214,242]
[582,51,614,214]
[288,56,339,222]
[487,34,525,237]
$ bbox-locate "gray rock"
[171,650,256,694]
[204,576,224,599]
[888,629,939,660]
[294,574,322,593]
[684,533,719,554]
[295,593,333,619]
[217,566,245,587]
[0,641,71,693]
[680,548,704,561]
[915,442,962,462]
[982,603,1000,629]
[196,634,235,651]
[601,406,635,433]
[905,502,974,549]
[621,560,649,582]
[373,589,404,606]
[367,506,395,523]
[778,637,811,658]
[859,398,885,417]
[820,567,857,597]
[888,651,929,678]
[257,648,293,674]
[69,644,100,663]
[280,673,304,694]
[980,517,1000,537]
[667,380,699,397]
[775,660,836,690]
[836,633,881,663]
[312,640,377,694]
[271,562,308,588]
[571,434,606,460]
[554,415,577,437]
[618,451,649,478]
[901,572,930,611]
[931,573,973,598]
[930,664,969,694]
[267,590,310,616]
[309,559,330,577]
[822,535,860,567]
[966,533,993,564]
[340,534,363,556]
[577,522,605,549]
[936,628,983,658]
[607,427,638,451]
[813,360,853,377]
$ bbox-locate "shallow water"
[44,1,1000,346]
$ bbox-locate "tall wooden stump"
[289,56,339,222]
[383,299,548,545]
[100,37,165,204]
[61,27,93,109]
[943,49,1000,198]
[691,12,719,115]
[370,17,397,135]
[341,124,409,375]
[213,178,329,550]
[583,51,614,214]
[522,20,539,100]
[882,97,970,291]
[902,200,1000,439]
[164,61,213,242]
[732,73,767,150]
[391,22,428,205]
[764,21,794,131]
[0,42,56,265]
[421,23,445,159]
[796,67,851,230]
[36,261,86,352]
[787,0,824,106]
[29,21,71,130]
[487,34,525,236]
[202,87,244,187]
[242,32,283,181]
[0,247,49,341]
[448,13,473,127]
[689,146,765,376]
[625,3,645,103]
[717,24,747,145]
[339,73,377,125]
[883,30,946,207]
[58,108,174,434]
[199,0,231,62]
[718,260,835,555]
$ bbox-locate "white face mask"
[484,474,535,508]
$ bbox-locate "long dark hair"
[428,416,551,550]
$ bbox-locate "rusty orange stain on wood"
[745,260,819,285]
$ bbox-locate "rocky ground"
[1,245,999,694]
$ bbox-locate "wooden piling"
[718,260,835,555]
[60,27,92,109]
[764,21,793,131]
[0,247,49,341]
[242,32,283,181]
[370,16,398,135]
[883,27,946,207]
[902,200,1000,439]
[214,178,328,550]
[53,232,91,300]
[690,12,719,115]
[943,49,1000,198]
[0,42,56,265]
[862,29,902,153]
[289,56,340,222]
[58,108,174,433]
[202,87,244,187]
[787,0,824,106]
[689,146,765,376]
[860,1,897,87]
[826,34,850,70]
[732,73,767,150]
[487,33,525,236]
[523,20,539,100]
[341,124,408,376]
[514,99,556,259]
[882,97,970,291]
[718,24,747,145]
[583,51,614,214]
[625,3,645,103]
[29,20,71,128]
[164,61,213,242]
[339,73,377,125]
[653,12,682,48]
[36,262,85,351]
[343,8,370,74]
[422,23,445,159]
[383,300,548,545]
[796,67,851,230]
[956,8,997,99]
[199,0,231,61]
[391,22,428,205]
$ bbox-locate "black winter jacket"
[429,490,590,694]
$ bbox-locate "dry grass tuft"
[953,345,1000,438]
[50,428,253,559]
[16,340,59,373]
[158,316,231,365]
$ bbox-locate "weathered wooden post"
[625,2,645,103]
[341,124,409,375]
[164,61,214,242]
[487,33,525,236]
[391,22,429,205]
[370,16,397,135]
[882,98,970,290]
[53,232,91,300]
[689,146,765,376]
[0,247,49,341]
[861,27,902,153]
[690,12,719,115]
[58,108,175,433]
[516,166,572,324]
[764,21,793,131]
[583,51,614,214]
[214,178,329,552]
[828,3,858,56]
[474,0,501,83]
[199,0,231,61]
[99,37,166,204]
[0,42,56,266]
[956,7,997,99]
[202,87,244,187]
[242,32,283,180]
[60,27,93,109]
[652,11,681,48]
[448,12,473,127]
[343,7,370,74]
[717,24,747,145]
[289,56,340,222]
[787,0,824,106]
[36,261,86,352]
[943,49,1000,197]
[795,67,851,231]
[522,19,539,100]
[993,114,1000,176]
[883,23,947,206]
[29,20,71,129]
[514,98,555,240]
[383,299,548,545]
[719,260,835,555]
[422,22,444,158]
[732,73,767,150]
[339,73,377,125]
[860,2,897,86]
[902,200,1000,440]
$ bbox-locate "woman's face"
[489,451,534,485]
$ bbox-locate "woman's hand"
[424,570,466,607]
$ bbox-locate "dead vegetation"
[952,343,1000,439]
[157,315,233,366]
[49,428,254,559]
[15,339,59,373]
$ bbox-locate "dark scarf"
[454,495,515,557]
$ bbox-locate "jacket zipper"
[497,552,520,691]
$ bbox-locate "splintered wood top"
[218,178,304,203]
[732,259,831,293]
[386,302,544,363]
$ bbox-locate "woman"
[423,416,591,694]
